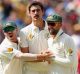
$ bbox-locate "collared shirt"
[0,37,22,74]
[48,29,78,74]
[20,22,49,53]
[19,22,50,71]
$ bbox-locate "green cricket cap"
[46,14,62,22]
[3,21,17,32]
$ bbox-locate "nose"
[48,25,53,30]
[34,10,38,15]
[48,24,53,26]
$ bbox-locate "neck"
[33,19,45,30]
[50,35,56,39]
[14,39,18,44]
[9,38,18,44]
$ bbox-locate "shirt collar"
[31,21,48,31]
[53,28,64,41]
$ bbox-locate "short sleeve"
[0,47,20,60]
[19,30,29,47]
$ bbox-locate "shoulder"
[62,33,76,47]
[20,24,32,33]
[0,38,8,47]
[63,33,73,41]
[0,43,7,52]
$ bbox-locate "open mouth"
[9,34,13,38]
[9,35,13,38]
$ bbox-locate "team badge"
[27,33,34,41]
[67,48,73,55]
[7,48,13,52]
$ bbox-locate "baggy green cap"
[46,14,62,22]
[3,21,17,32]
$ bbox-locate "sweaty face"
[29,5,44,21]
[48,22,61,35]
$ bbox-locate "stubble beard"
[49,29,59,35]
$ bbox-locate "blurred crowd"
[0,0,80,74]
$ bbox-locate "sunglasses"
[47,22,61,26]
[47,22,56,26]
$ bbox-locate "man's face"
[29,5,44,21]
[4,28,18,42]
[48,22,61,35]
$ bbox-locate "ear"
[3,32,6,36]
[58,23,62,29]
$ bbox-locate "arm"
[46,37,78,67]
[19,30,29,53]
[53,38,78,67]
[15,52,49,62]
[0,47,49,62]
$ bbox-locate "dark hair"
[28,1,44,12]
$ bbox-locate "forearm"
[17,52,50,62]
[52,56,72,67]
[19,53,37,61]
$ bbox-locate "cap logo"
[47,15,53,19]
[6,22,11,26]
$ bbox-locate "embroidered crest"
[6,22,11,26]
[27,32,34,41]
[67,48,73,55]
[47,15,53,20]
[7,48,13,52]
